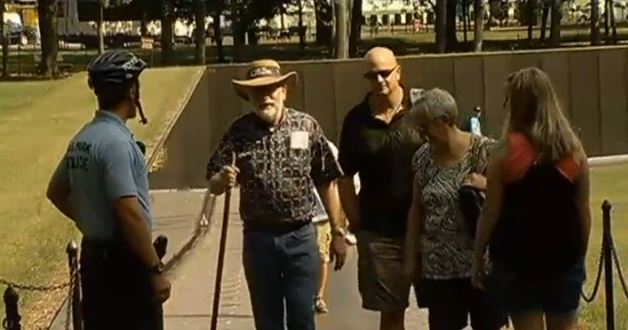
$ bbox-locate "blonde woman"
[472,67,592,330]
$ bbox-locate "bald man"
[337,47,423,330]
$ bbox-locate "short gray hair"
[409,88,458,121]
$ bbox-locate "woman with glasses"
[403,88,506,330]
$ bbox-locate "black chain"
[610,240,628,300]
[0,277,70,292]
[581,243,605,303]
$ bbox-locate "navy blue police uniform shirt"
[206,109,343,231]
[50,110,151,240]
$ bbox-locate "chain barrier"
[581,243,605,303]
[0,277,69,293]
[610,239,628,300]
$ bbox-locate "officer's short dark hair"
[94,80,137,111]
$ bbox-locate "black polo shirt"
[338,94,423,237]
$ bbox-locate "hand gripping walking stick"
[210,153,236,330]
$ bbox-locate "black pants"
[417,278,508,330]
[79,240,162,330]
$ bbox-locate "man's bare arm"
[317,179,343,233]
[338,177,359,230]
[114,197,161,268]
[46,180,74,221]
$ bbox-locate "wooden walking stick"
[210,153,236,330]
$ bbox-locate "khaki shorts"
[315,221,332,263]
[356,230,410,311]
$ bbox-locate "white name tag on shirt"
[290,131,309,149]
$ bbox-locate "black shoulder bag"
[459,137,486,239]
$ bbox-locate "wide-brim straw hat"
[232,59,298,101]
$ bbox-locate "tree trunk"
[1,0,8,78]
[194,0,206,64]
[212,9,225,62]
[97,0,105,54]
[604,0,610,41]
[549,0,561,46]
[161,0,174,65]
[445,0,458,51]
[462,0,468,44]
[314,0,333,45]
[436,0,447,53]
[473,0,484,51]
[348,0,361,57]
[527,0,535,42]
[540,1,549,42]
[140,14,148,36]
[297,0,305,52]
[610,0,617,43]
[335,0,348,59]
[37,0,58,77]
[591,0,601,45]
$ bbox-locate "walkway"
[164,190,430,329]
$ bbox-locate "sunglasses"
[363,66,398,80]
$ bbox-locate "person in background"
[311,138,359,314]
[472,67,591,330]
[463,106,483,136]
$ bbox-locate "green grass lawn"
[0,66,202,328]
[580,163,628,329]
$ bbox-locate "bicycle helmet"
[87,51,149,124]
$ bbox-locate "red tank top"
[504,132,580,184]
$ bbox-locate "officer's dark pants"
[80,240,162,330]
[243,222,320,330]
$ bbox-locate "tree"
[473,0,484,51]
[335,0,349,58]
[37,0,59,77]
[314,0,333,45]
[591,0,601,45]
[98,0,105,54]
[435,0,447,52]
[208,0,225,62]
[228,0,292,62]
[549,0,561,46]
[161,0,174,65]
[0,0,8,78]
[194,0,206,64]
[349,0,362,57]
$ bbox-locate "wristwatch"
[149,261,165,275]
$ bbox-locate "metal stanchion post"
[154,235,168,330]
[66,241,83,330]
[603,200,615,330]
[3,286,21,330]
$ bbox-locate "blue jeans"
[242,223,319,330]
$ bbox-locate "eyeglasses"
[363,65,398,80]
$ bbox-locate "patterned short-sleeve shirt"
[412,134,495,279]
[206,109,343,230]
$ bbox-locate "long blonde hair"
[502,67,580,162]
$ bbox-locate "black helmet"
[87,51,148,124]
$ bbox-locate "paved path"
[164,190,431,329]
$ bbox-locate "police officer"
[46,51,171,330]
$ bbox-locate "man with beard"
[337,47,423,330]
[206,59,347,330]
